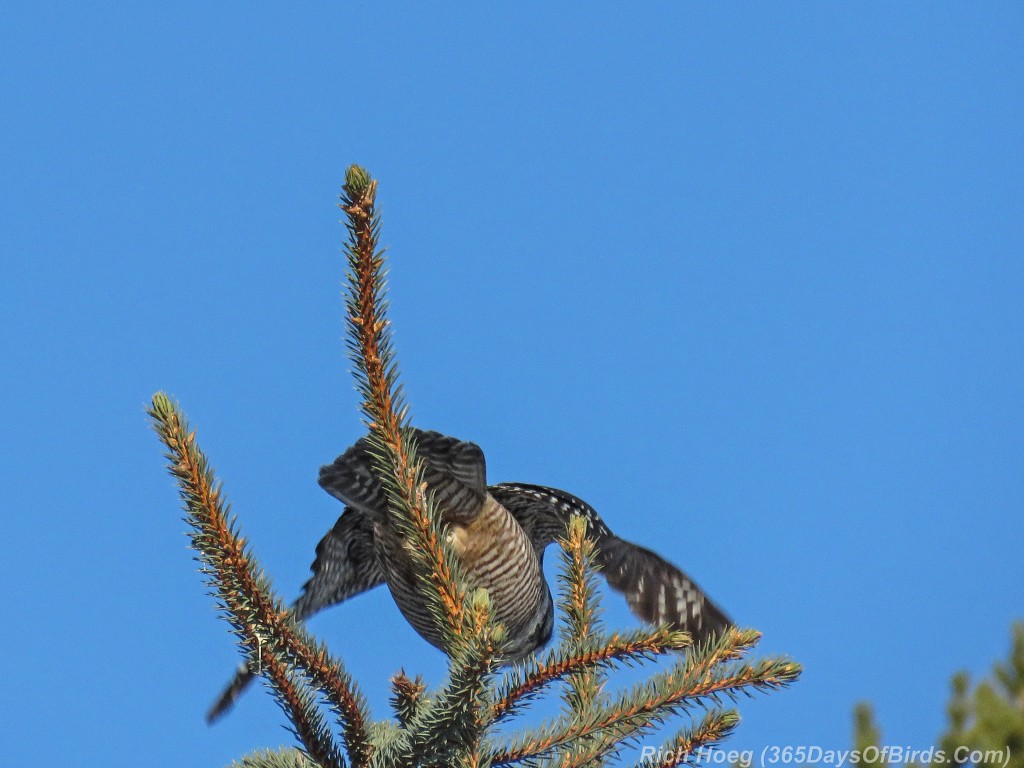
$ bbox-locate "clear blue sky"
[2,4,1021,766]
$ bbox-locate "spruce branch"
[340,166,470,649]
[559,515,609,720]
[486,629,799,766]
[268,654,349,768]
[342,165,501,766]
[390,671,428,729]
[632,709,740,768]
[576,633,796,756]
[148,393,371,767]
[489,627,691,726]
[399,589,503,766]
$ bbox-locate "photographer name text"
[638,744,1011,768]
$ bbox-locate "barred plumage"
[207,428,730,723]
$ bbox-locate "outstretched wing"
[291,505,384,620]
[490,482,731,643]
[207,506,383,724]
[318,428,487,523]
[599,538,731,644]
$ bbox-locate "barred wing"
[318,429,487,524]
[490,482,731,643]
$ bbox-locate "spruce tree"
[150,165,802,767]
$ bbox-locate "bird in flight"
[208,428,729,722]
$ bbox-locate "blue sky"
[2,3,1022,766]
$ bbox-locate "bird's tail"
[206,662,257,724]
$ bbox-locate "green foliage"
[941,622,1024,768]
[853,703,888,768]
[854,622,1024,768]
[229,748,319,768]
[151,164,801,767]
